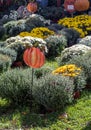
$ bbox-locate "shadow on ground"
[0,100,66,129]
[82,121,91,130]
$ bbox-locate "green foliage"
[78,36,91,47]
[25,14,46,28]
[34,66,53,78]
[57,44,91,66]
[6,43,24,62]
[0,47,17,62]
[45,35,67,58]
[0,26,5,40]
[58,28,80,47]
[73,71,86,91]
[33,74,74,110]
[4,20,24,37]
[47,23,64,33]
[67,51,91,84]
[52,64,86,91]
[0,68,35,105]
[0,41,6,47]
[3,14,48,37]
[5,36,47,62]
[0,54,11,74]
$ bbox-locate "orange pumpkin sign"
[23,47,45,68]
[27,2,37,13]
[74,0,90,11]
[64,0,75,13]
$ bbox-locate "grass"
[0,90,91,130]
[44,59,59,69]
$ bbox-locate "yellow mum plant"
[19,27,55,39]
[19,32,31,37]
[52,64,81,77]
[58,15,91,38]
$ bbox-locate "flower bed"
[19,27,55,39]
[58,15,91,37]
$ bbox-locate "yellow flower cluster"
[52,64,81,77]
[19,27,55,39]
[19,32,30,37]
[58,15,91,38]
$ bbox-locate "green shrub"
[0,68,35,105]
[0,54,11,74]
[52,64,86,91]
[72,71,86,91]
[0,47,17,62]
[58,28,80,47]
[5,36,47,61]
[3,14,47,37]
[78,36,91,47]
[0,41,6,47]
[67,52,91,85]
[0,26,5,40]
[45,35,67,58]
[33,74,74,110]
[47,24,64,33]
[34,66,53,78]
[57,44,91,66]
